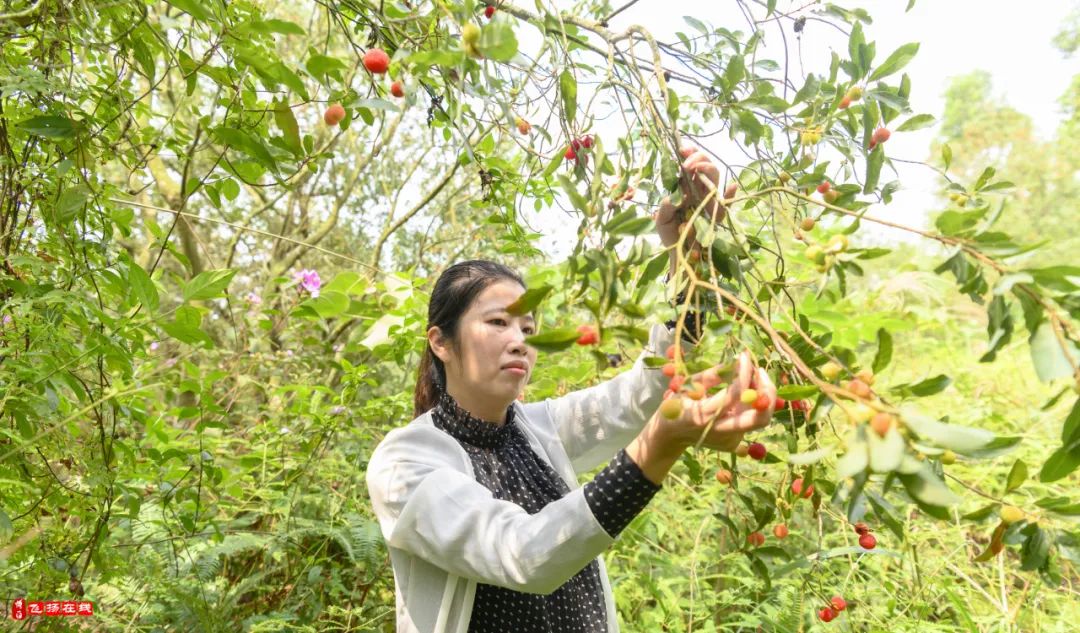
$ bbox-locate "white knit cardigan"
[366,323,692,632]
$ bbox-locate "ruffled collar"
[431,388,517,449]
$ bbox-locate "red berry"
[715,468,733,484]
[669,374,686,392]
[775,397,787,410]
[571,138,582,151]
[817,181,831,194]
[830,596,847,612]
[838,95,852,109]
[747,442,766,461]
[859,532,877,550]
[484,4,495,18]
[564,145,577,160]
[661,362,676,377]
[363,48,390,74]
[665,344,677,360]
[853,522,870,535]
[323,103,346,126]
[575,324,598,345]
[390,80,405,98]
[791,478,811,498]
[752,392,772,411]
[747,531,765,547]
[818,607,837,622]
[581,134,593,149]
[872,127,891,144]
[773,523,789,539]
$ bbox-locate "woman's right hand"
[657,351,776,452]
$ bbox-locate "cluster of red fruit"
[853,521,876,549]
[564,135,593,163]
[483,4,496,19]
[818,595,848,622]
[323,47,407,127]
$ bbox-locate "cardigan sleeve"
[366,427,619,596]
[546,322,701,476]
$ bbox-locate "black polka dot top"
[430,387,662,632]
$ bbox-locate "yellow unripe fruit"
[1000,505,1024,524]
[821,361,842,381]
[659,397,683,420]
[940,450,957,465]
[827,234,849,253]
[847,402,875,424]
[740,389,759,405]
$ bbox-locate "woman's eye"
[492,319,534,334]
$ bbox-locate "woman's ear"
[428,326,451,363]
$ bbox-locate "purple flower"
[329,405,346,416]
[149,341,159,351]
[164,357,178,368]
[245,291,262,305]
[293,269,321,297]
[2,314,11,326]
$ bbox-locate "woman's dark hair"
[414,259,526,418]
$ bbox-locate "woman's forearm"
[625,414,690,486]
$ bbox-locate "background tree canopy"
[1,0,1078,630]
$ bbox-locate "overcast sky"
[520,0,1080,258]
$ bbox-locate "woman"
[366,147,777,633]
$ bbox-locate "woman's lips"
[503,367,527,376]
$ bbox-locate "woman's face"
[429,279,538,423]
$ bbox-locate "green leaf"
[525,326,583,352]
[560,69,577,126]
[872,328,892,374]
[250,18,305,36]
[17,115,79,139]
[898,462,961,507]
[660,154,679,192]
[1063,398,1080,446]
[506,285,553,317]
[895,113,936,131]
[1035,496,1080,516]
[274,98,303,157]
[1025,265,1080,293]
[166,0,212,20]
[869,42,919,81]
[891,374,951,397]
[1029,321,1079,383]
[0,507,11,541]
[307,290,349,319]
[900,409,995,454]
[306,53,347,82]
[974,166,996,191]
[1005,459,1028,493]
[1039,441,1080,483]
[212,127,279,173]
[128,262,159,313]
[1020,526,1050,571]
[478,20,518,61]
[161,305,213,347]
[183,269,237,302]
[942,143,952,170]
[863,144,883,194]
[777,385,818,399]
